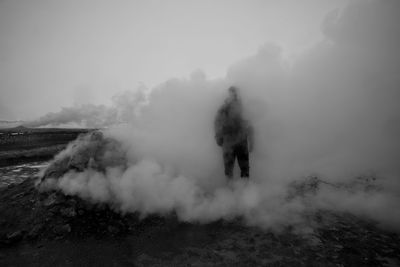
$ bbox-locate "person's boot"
[240,171,249,179]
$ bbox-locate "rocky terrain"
[0,164,399,266]
[0,130,399,266]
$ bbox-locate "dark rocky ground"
[0,130,399,266]
[0,163,399,266]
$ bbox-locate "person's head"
[228,86,239,102]
[226,86,242,115]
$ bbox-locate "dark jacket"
[214,100,253,149]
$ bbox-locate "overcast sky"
[0,0,351,120]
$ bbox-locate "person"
[214,86,254,179]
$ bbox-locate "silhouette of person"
[214,86,254,179]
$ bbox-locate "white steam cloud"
[39,0,400,231]
[25,89,147,128]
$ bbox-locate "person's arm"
[247,123,254,152]
[214,108,224,146]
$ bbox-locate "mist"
[37,0,400,231]
[25,90,147,128]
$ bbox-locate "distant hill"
[11,125,29,131]
[0,126,92,134]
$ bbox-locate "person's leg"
[223,146,235,179]
[237,142,249,178]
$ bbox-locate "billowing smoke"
[25,89,147,128]
[39,0,400,231]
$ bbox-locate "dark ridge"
[0,128,94,166]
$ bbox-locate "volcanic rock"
[53,224,71,236]
[39,130,127,184]
[27,224,43,240]
[60,207,77,218]
[6,231,23,243]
